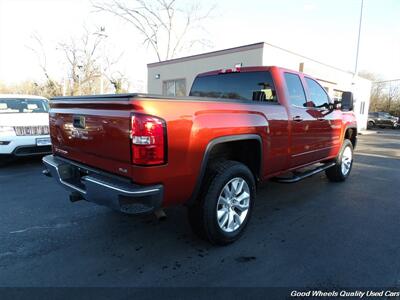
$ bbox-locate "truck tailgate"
[49,96,135,177]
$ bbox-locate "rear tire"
[325,139,353,182]
[367,121,374,129]
[187,160,256,245]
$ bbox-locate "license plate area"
[36,137,51,146]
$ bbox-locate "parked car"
[0,94,51,159]
[368,112,399,129]
[42,66,357,245]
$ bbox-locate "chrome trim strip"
[14,125,50,136]
[83,176,160,195]
[43,156,87,194]
[292,146,335,158]
[42,156,57,168]
[60,180,86,194]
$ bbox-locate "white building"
[147,42,371,130]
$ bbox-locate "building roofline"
[147,42,265,68]
[262,41,353,75]
[147,41,354,75]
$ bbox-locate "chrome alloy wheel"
[216,177,250,233]
[341,146,353,176]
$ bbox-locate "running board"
[272,162,336,183]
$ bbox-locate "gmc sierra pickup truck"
[43,66,357,245]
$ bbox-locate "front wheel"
[187,160,256,245]
[325,139,354,182]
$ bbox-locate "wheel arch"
[344,126,357,149]
[187,134,262,205]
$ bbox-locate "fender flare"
[344,125,357,134]
[343,125,358,148]
[186,134,262,205]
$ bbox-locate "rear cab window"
[189,71,278,103]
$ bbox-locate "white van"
[0,94,51,157]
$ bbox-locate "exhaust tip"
[154,209,167,220]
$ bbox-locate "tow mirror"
[341,91,354,111]
[332,100,341,110]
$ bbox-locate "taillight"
[130,114,167,165]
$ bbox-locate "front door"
[304,77,341,159]
[284,72,323,168]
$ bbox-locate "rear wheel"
[367,121,374,129]
[325,139,353,182]
[187,160,256,245]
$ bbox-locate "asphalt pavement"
[0,131,399,289]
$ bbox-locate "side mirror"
[341,91,354,111]
[332,100,341,110]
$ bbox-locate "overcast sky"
[0,0,399,89]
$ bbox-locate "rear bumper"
[42,155,163,214]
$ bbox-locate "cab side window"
[284,73,306,107]
[305,77,330,108]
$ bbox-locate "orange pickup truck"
[43,66,357,245]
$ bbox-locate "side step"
[272,162,336,183]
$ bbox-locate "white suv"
[0,94,51,157]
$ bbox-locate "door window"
[284,73,306,107]
[305,77,330,107]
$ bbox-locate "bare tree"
[106,70,128,93]
[103,53,129,93]
[27,33,62,97]
[384,83,400,113]
[360,71,400,115]
[58,28,104,95]
[92,0,214,61]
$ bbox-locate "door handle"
[292,116,303,122]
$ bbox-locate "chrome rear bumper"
[42,155,163,214]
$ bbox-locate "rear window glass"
[0,98,49,114]
[189,71,277,102]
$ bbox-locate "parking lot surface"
[0,131,399,287]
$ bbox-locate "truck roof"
[195,66,305,78]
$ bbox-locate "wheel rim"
[341,146,353,176]
[216,177,250,233]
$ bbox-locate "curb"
[359,130,378,135]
